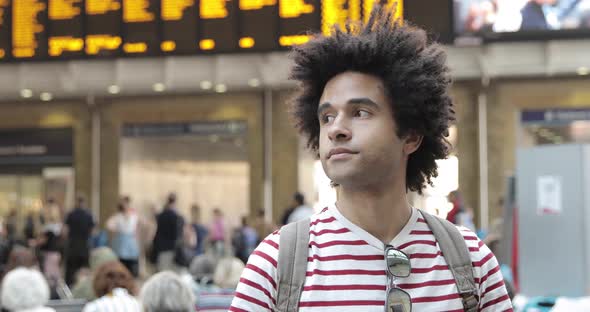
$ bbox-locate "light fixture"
[152,83,166,92]
[20,89,33,98]
[248,78,260,87]
[200,81,212,90]
[215,84,227,93]
[40,92,53,101]
[108,85,120,94]
[578,67,590,76]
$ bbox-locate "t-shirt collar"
[328,203,419,250]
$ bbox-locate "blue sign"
[521,109,590,125]
[122,121,248,137]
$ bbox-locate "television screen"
[454,0,590,40]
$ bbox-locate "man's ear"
[403,132,423,155]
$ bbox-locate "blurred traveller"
[231,4,512,311]
[64,196,95,285]
[82,261,141,312]
[0,245,39,281]
[521,0,559,30]
[195,257,244,312]
[286,192,315,224]
[208,208,227,257]
[190,204,209,257]
[106,200,140,277]
[446,190,463,224]
[231,216,259,264]
[140,271,195,312]
[71,247,119,301]
[252,209,276,242]
[1,267,55,312]
[151,193,185,271]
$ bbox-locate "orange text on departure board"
[124,0,155,22]
[200,0,229,19]
[240,0,275,10]
[0,0,8,58]
[86,35,122,54]
[321,0,360,35]
[49,36,84,56]
[363,0,402,23]
[162,0,194,21]
[279,0,314,18]
[0,0,8,24]
[13,0,46,58]
[86,0,121,15]
[49,0,81,20]
[279,34,309,46]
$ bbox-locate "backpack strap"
[276,218,310,312]
[421,211,479,312]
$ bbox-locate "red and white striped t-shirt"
[230,206,513,312]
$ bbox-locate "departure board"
[86,0,122,57]
[200,0,238,52]
[239,0,277,51]
[13,0,48,59]
[0,0,9,59]
[123,0,159,55]
[278,0,319,47]
[1,0,405,61]
[48,0,84,57]
[161,0,197,54]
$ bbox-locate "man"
[230,4,512,311]
[286,192,314,224]
[64,196,95,285]
[152,193,185,271]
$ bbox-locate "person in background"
[106,200,140,277]
[24,211,42,246]
[280,204,296,226]
[0,245,39,282]
[152,193,185,272]
[252,209,276,244]
[1,267,55,312]
[231,216,259,264]
[189,253,217,290]
[209,208,227,258]
[71,247,119,301]
[195,257,245,312]
[286,192,314,224]
[82,261,141,312]
[140,271,195,312]
[64,196,95,286]
[521,0,559,30]
[446,190,464,225]
[5,209,17,243]
[190,204,208,257]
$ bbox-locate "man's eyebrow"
[317,102,332,116]
[347,97,379,108]
[317,98,380,116]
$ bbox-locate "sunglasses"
[385,245,412,312]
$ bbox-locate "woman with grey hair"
[1,268,55,312]
[140,271,195,312]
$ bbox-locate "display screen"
[0,0,408,61]
[454,0,590,39]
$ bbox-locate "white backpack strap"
[276,218,310,312]
[421,211,479,312]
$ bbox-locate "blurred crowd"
[0,190,319,311]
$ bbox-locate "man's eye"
[355,110,370,118]
[321,115,335,124]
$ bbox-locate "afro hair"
[289,4,455,193]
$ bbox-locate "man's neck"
[336,182,412,244]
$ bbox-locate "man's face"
[318,72,413,189]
